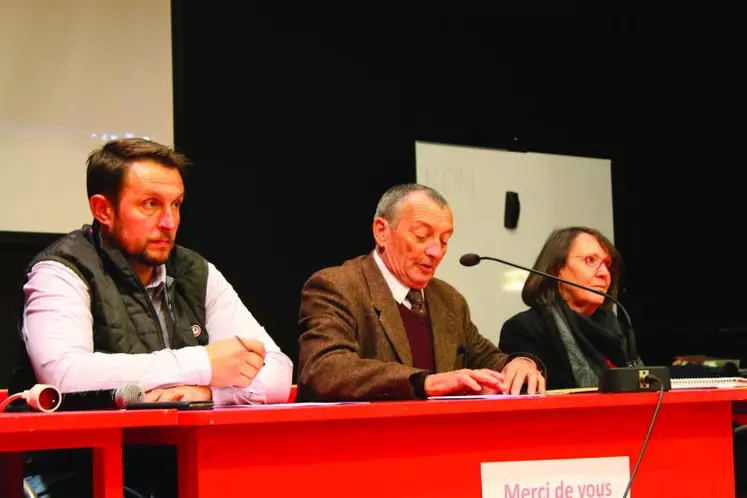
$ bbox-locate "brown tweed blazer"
[297,253,513,401]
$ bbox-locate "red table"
[133,389,747,498]
[0,409,177,498]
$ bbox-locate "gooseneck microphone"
[459,252,671,393]
[460,253,638,365]
[57,383,145,411]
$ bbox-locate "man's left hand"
[144,385,213,402]
[501,357,545,395]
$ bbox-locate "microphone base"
[598,366,672,393]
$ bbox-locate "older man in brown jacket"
[297,184,545,401]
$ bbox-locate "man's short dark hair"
[86,138,189,206]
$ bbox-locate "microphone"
[56,383,145,411]
[460,253,639,364]
[459,253,671,393]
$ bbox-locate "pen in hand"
[236,336,266,366]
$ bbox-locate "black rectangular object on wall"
[504,191,520,229]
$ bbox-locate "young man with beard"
[11,138,292,496]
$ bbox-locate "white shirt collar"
[372,250,421,307]
[145,264,168,290]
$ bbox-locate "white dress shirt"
[372,249,421,309]
[21,260,293,405]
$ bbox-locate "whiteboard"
[416,141,614,344]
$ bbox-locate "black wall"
[0,233,63,387]
[1,13,744,385]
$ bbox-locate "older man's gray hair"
[374,183,449,227]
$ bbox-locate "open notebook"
[671,377,747,389]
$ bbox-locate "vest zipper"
[135,278,170,350]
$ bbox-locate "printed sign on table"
[481,456,630,498]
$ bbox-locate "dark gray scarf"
[549,297,633,387]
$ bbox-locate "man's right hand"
[204,337,266,387]
[423,369,504,397]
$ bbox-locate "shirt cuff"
[176,346,213,386]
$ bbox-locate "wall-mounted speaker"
[504,191,520,229]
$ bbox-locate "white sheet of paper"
[213,402,371,409]
[427,394,545,400]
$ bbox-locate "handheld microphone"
[459,253,671,393]
[57,383,145,411]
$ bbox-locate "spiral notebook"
[671,377,747,390]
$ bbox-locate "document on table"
[214,402,371,409]
[546,387,597,395]
[427,394,545,400]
